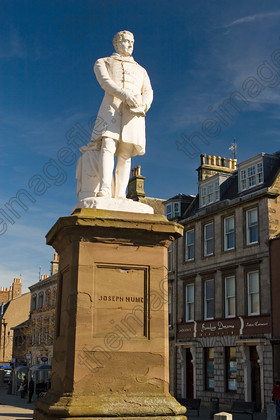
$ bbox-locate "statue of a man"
[76,30,153,201]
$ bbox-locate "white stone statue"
[76,30,153,208]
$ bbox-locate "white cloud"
[225,11,280,28]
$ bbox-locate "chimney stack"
[127,166,146,201]
[197,153,237,181]
[11,277,22,299]
[51,253,59,275]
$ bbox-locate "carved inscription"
[94,265,149,338]
[98,295,144,303]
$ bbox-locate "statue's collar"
[111,52,135,63]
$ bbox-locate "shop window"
[205,347,214,390]
[225,347,237,392]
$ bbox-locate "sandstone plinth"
[33,208,186,420]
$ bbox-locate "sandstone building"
[166,151,280,412]
[0,278,22,304]
[0,292,30,363]
[26,254,59,366]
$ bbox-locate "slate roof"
[175,151,280,221]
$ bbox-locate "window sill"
[224,247,235,252]
[245,241,259,247]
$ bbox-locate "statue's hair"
[113,30,134,51]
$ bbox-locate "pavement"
[0,385,270,420]
[0,385,34,420]
[179,405,268,420]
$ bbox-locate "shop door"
[185,348,194,398]
[250,346,261,412]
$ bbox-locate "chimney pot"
[221,157,226,167]
[200,154,206,165]
[228,158,232,169]
[206,155,211,165]
[211,155,216,165]
[232,159,237,169]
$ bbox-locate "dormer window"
[239,160,263,191]
[199,174,225,207]
[165,202,181,220]
[201,182,219,206]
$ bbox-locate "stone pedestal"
[34,208,186,420]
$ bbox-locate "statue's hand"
[129,106,146,117]
[125,95,140,108]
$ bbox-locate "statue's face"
[116,33,134,57]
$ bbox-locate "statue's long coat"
[91,53,153,157]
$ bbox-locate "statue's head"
[113,30,134,57]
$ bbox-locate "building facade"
[0,292,31,364]
[0,278,22,304]
[167,151,280,412]
[27,254,58,366]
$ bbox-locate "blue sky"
[1,0,280,292]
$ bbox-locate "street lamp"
[2,318,7,361]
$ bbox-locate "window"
[239,161,263,191]
[38,293,44,309]
[205,347,214,390]
[44,318,50,344]
[225,276,235,318]
[204,279,214,319]
[185,284,194,321]
[226,347,237,392]
[46,290,51,307]
[165,202,181,220]
[32,295,37,311]
[173,202,180,218]
[224,216,235,250]
[200,182,219,207]
[168,244,173,272]
[247,271,260,315]
[204,222,214,256]
[165,204,172,219]
[185,229,194,261]
[246,208,258,245]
